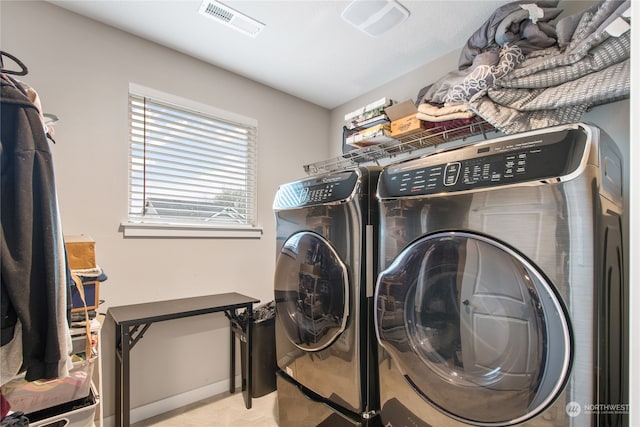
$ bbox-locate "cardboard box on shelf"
[65,235,96,270]
[385,99,429,138]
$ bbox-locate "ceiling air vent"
[342,0,409,37]
[198,0,265,38]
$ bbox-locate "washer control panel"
[274,170,359,209]
[379,127,588,198]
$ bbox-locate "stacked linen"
[417,103,475,122]
[415,103,489,140]
[468,0,631,134]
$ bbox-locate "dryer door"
[275,231,349,352]
[375,231,571,426]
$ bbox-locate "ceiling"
[47,0,512,109]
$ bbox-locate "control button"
[444,162,461,186]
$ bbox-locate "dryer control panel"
[379,127,588,198]
[273,170,359,209]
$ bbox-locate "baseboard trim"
[102,375,241,427]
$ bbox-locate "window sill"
[121,222,263,238]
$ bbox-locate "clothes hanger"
[0,50,29,76]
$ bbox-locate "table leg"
[229,317,236,394]
[115,325,122,427]
[244,305,253,409]
[122,326,131,427]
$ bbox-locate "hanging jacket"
[1,74,64,381]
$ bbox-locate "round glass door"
[275,231,349,351]
[375,231,571,426]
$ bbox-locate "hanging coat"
[1,74,65,381]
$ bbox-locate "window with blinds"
[127,87,257,230]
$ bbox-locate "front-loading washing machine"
[374,123,627,426]
[273,167,381,426]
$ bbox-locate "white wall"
[1,1,330,423]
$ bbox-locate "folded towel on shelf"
[417,103,473,117]
[423,116,484,131]
[416,109,476,123]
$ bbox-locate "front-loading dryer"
[273,167,381,426]
[374,123,627,426]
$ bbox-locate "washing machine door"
[275,231,349,352]
[375,231,571,426]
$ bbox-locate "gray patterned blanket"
[416,0,630,135]
[468,0,630,134]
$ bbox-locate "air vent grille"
[198,0,265,38]
[204,3,233,23]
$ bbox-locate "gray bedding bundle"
[418,0,630,134]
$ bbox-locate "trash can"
[239,301,277,398]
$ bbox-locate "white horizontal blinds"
[128,93,257,226]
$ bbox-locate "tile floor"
[131,391,279,427]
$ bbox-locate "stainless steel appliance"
[273,167,380,426]
[374,123,627,426]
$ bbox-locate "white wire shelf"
[304,119,499,175]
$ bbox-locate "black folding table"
[107,292,260,427]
